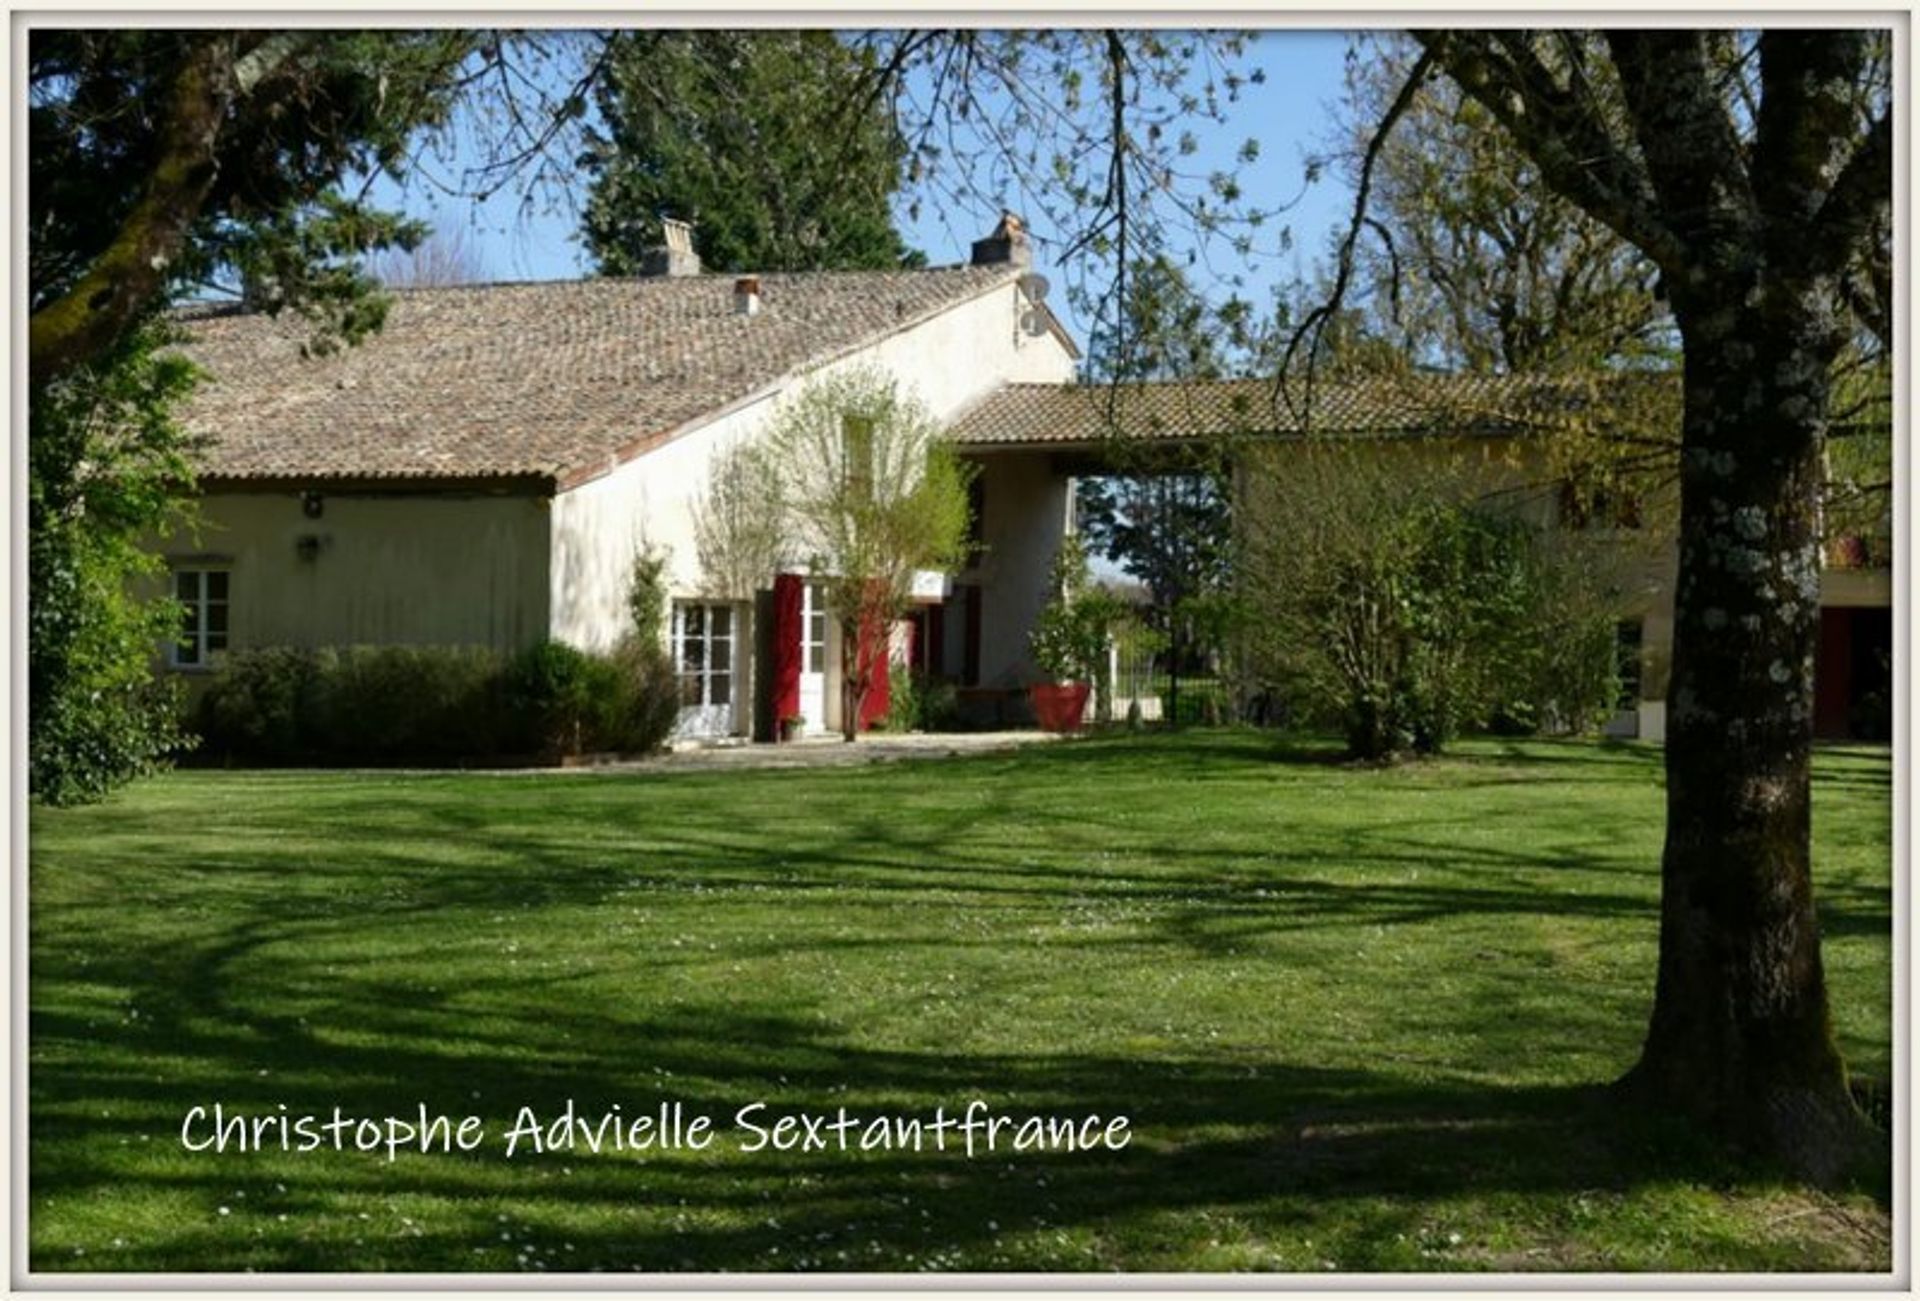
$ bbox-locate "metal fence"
[1106,640,1164,723]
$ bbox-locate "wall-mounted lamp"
[302,491,325,520]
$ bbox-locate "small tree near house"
[1238,439,1623,760]
[691,442,785,605]
[753,366,975,741]
[626,541,672,648]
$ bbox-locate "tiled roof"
[173,264,1026,488]
[948,373,1631,447]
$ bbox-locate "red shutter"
[771,573,803,729]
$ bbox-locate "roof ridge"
[380,260,1000,295]
[172,261,1016,322]
[171,254,1043,484]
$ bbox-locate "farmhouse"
[168,218,1078,740]
[162,217,1891,744]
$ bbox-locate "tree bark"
[839,615,863,742]
[1405,29,1888,1184]
[1622,293,1874,1181]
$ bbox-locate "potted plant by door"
[1027,535,1122,733]
[1029,624,1093,731]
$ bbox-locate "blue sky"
[368,30,1362,354]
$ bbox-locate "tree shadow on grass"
[32,973,1786,1274]
[29,837,1891,1274]
[28,735,1892,1273]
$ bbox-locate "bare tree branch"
[1416,32,1690,276]
[1603,30,1757,275]
[1806,106,1892,283]
[1838,229,1892,349]
[1277,48,1435,423]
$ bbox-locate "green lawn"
[29,732,1892,1273]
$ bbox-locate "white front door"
[672,602,737,738]
[798,583,828,735]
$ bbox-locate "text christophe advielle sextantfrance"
[179,1100,1133,1163]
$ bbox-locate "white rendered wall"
[547,279,1078,654]
[961,452,1074,687]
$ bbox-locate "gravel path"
[559,729,1065,774]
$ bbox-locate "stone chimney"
[970,210,1032,269]
[640,216,702,277]
[733,275,762,317]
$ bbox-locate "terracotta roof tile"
[948,373,1630,447]
[174,264,1024,486]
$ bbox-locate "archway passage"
[944,375,1893,745]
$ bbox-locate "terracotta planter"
[1030,682,1091,733]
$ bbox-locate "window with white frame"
[672,602,734,708]
[803,583,827,674]
[171,567,230,668]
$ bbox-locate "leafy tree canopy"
[582,31,918,274]
[28,323,199,804]
[28,30,486,378]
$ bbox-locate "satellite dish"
[1020,308,1047,337]
[1018,272,1051,302]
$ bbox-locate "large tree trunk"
[1623,302,1873,1181]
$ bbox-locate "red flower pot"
[1030,682,1091,733]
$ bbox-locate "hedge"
[195,639,678,766]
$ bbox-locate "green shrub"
[198,647,326,762]
[1161,677,1230,729]
[1241,441,1621,760]
[30,664,187,804]
[1029,535,1127,684]
[202,644,510,764]
[308,646,507,761]
[877,665,914,733]
[596,636,679,756]
[626,545,671,651]
[196,639,674,765]
[915,672,963,731]
[878,669,964,733]
[502,640,603,758]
